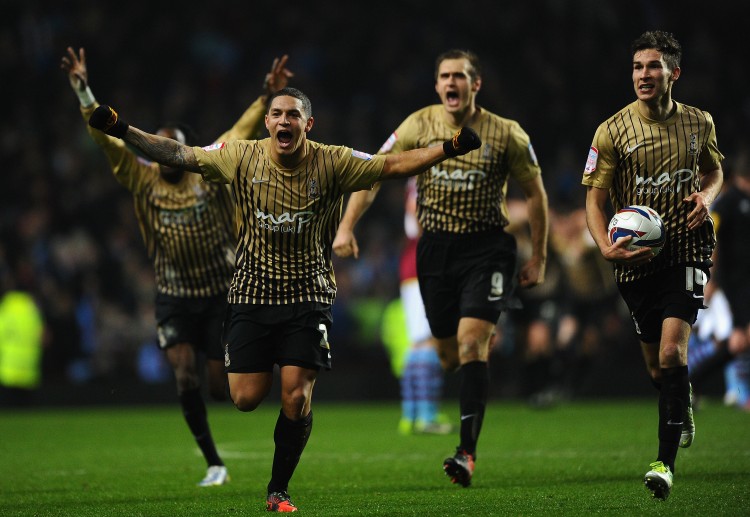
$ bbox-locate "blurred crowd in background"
[1,1,748,405]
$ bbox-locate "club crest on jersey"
[202,142,225,152]
[584,146,598,174]
[689,133,698,155]
[308,178,320,199]
[378,132,398,154]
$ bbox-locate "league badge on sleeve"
[202,142,226,152]
[352,149,373,161]
[584,146,598,174]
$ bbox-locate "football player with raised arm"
[62,47,293,488]
[87,86,481,512]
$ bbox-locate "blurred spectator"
[0,259,45,406]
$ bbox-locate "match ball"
[608,205,665,255]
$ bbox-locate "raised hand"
[61,46,88,92]
[263,54,294,95]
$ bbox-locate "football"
[607,205,665,255]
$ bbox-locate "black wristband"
[443,138,459,157]
[89,105,129,139]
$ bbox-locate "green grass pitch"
[1,400,748,516]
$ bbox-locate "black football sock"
[523,357,550,397]
[656,365,689,473]
[458,361,489,458]
[179,388,223,466]
[566,353,593,396]
[268,410,313,494]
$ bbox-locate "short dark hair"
[435,49,481,82]
[631,31,682,71]
[268,87,313,118]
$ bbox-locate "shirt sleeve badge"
[584,146,598,174]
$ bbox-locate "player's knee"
[230,390,263,412]
[282,392,307,414]
[660,342,686,367]
[438,348,459,371]
[458,341,485,363]
[279,385,312,419]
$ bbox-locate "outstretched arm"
[378,127,481,180]
[62,46,149,189]
[89,105,201,172]
[336,128,480,258]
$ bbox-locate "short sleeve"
[581,123,616,189]
[336,147,387,192]
[193,141,241,183]
[506,122,542,183]
[698,113,725,174]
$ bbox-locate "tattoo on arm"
[125,127,200,172]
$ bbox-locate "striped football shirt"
[582,100,724,282]
[378,104,541,234]
[194,138,386,305]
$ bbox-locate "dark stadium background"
[1,0,746,405]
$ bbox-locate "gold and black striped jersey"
[81,97,268,297]
[582,100,724,282]
[379,104,541,234]
[194,139,386,305]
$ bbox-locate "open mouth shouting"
[277,129,294,150]
[445,90,461,109]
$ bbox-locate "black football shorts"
[155,292,227,360]
[417,228,519,339]
[223,302,333,373]
[617,264,709,343]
